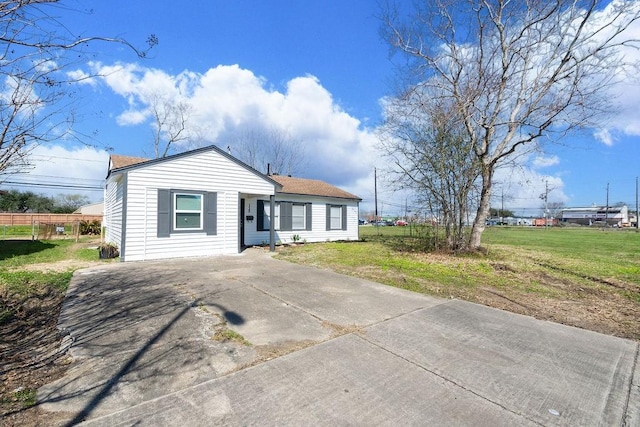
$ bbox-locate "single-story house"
[104,145,361,262]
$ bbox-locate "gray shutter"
[341,205,347,230]
[205,192,217,235]
[157,189,171,238]
[305,203,312,231]
[326,204,331,231]
[280,202,292,231]
[257,200,265,231]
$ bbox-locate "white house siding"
[103,177,123,248]
[115,150,275,261]
[243,194,359,246]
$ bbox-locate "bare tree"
[546,201,566,219]
[379,87,481,250]
[383,0,640,250]
[148,94,192,158]
[0,0,156,176]
[236,127,306,176]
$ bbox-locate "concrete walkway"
[38,249,639,426]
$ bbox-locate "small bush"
[98,243,119,259]
[80,220,101,235]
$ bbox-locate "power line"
[1,180,103,190]
[29,154,107,163]
[10,174,104,183]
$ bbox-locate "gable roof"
[270,175,361,201]
[106,145,281,188]
[109,154,149,170]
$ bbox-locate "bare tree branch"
[0,0,156,177]
[236,127,307,176]
[147,94,192,158]
[382,0,640,249]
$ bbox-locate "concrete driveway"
[38,248,639,426]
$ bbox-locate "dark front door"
[240,198,245,249]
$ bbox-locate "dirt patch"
[13,259,101,273]
[474,274,640,340]
[0,287,70,427]
[254,339,319,363]
[0,239,105,427]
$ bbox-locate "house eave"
[276,191,361,201]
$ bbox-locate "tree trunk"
[469,166,493,250]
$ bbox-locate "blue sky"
[5,1,640,216]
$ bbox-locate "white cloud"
[493,165,567,216]
[116,108,148,126]
[532,155,560,168]
[88,63,379,190]
[35,59,57,74]
[66,69,101,87]
[593,128,614,146]
[587,1,640,143]
[3,145,109,202]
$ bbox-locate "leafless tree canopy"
[382,0,640,249]
[236,127,306,176]
[379,88,480,250]
[0,0,156,176]
[147,94,192,158]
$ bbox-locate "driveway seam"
[356,316,545,427]
[247,278,450,328]
[247,282,326,323]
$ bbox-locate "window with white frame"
[262,201,280,230]
[330,205,342,229]
[326,204,346,231]
[258,200,311,231]
[174,193,203,230]
[292,203,306,230]
[157,189,216,237]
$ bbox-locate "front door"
[240,198,245,249]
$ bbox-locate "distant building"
[533,217,559,227]
[485,217,534,226]
[73,202,104,215]
[561,205,629,227]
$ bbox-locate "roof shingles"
[109,154,149,170]
[108,152,360,200]
[270,175,360,200]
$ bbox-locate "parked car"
[395,220,408,226]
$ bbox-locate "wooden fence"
[0,213,103,225]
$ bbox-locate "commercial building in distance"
[561,205,629,227]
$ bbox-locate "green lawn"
[0,239,104,324]
[480,226,640,284]
[358,225,640,285]
[0,225,34,238]
[278,225,640,339]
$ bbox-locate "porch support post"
[269,194,275,252]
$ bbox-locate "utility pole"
[544,180,549,229]
[404,197,408,221]
[636,177,638,231]
[374,168,378,223]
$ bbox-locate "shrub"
[80,220,101,235]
